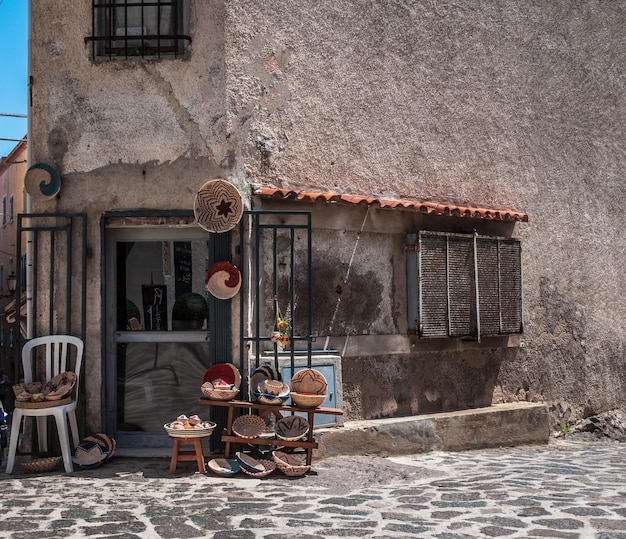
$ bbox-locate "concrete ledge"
[314,402,550,458]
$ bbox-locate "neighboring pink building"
[0,138,27,401]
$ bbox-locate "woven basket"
[255,392,289,406]
[263,379,284,396]
[20,456,63,473]
[290,392,326,408]
[240,459,275,478]
[275,415,309,441]
[202,363,242,388]
[208,458,241,477]
[201,384,239,401]
[164,422,216,438]
[81,433,116,459]
[290,369,327,395]
[235,453,276,478]
[272,451,310,477]
[232,414,266,439]
[15,397,71,409]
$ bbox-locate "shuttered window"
[406,231,523,340]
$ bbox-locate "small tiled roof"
[254,187,529,222]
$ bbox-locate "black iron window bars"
[85,0,191,60]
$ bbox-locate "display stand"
[169,436,206,474]
[199,398,343,466]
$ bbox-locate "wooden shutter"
[414,231,522,339]
[417,232,449,337]
[497,240,523,334]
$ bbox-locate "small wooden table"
[199,398,343,466]
[169,436,207,474]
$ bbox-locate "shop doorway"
[103,209,315,449]
[103,213,225,448]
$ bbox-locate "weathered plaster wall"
[340,350,508,422]
[28,0,626,431]
[29,1,238,431]
[229,0,626,429]
[258,197,525,421]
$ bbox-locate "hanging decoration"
[25,162,62,200]
[205,261,241,300]
[270,296,291,349]
[193,179,243,233]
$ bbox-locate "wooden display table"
[199,398,343,466]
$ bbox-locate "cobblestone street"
[2,440,626,538]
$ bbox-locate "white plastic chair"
[6,335,84,474]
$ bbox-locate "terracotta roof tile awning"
[254,187,529,222]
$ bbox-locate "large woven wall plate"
[205,261,241,300]
[194,179,244,233]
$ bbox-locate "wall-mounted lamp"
[6,271,16,295]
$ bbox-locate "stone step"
[315,402,549,458]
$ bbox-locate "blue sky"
[0,0,28,158]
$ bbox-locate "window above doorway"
[86,0,191,60]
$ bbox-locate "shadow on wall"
[341,349,518,421]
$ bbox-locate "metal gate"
[1,213,87,423]
[237,210,313,398]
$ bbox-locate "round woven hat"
[81,433,116,460]
[194,179,243,233]
[205,261,241,300]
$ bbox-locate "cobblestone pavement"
[2,440,626,538]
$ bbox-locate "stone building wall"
[28,1,626,431]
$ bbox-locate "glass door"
[105,225,215,448]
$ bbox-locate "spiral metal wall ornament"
[193,179,243,233]
[24,163,62,200]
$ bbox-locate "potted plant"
[172,293,208,330]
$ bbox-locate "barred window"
[406,231,523,341]
[86,1,191,60]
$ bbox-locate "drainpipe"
[25,0,33,339]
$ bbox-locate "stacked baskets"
[290,369,328,408]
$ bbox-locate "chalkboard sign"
[142,284,168,331]
[174,241,192,297]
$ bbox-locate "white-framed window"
[87,0,191,60]
[406,231,523,341]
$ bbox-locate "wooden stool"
[169,436,206,474]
